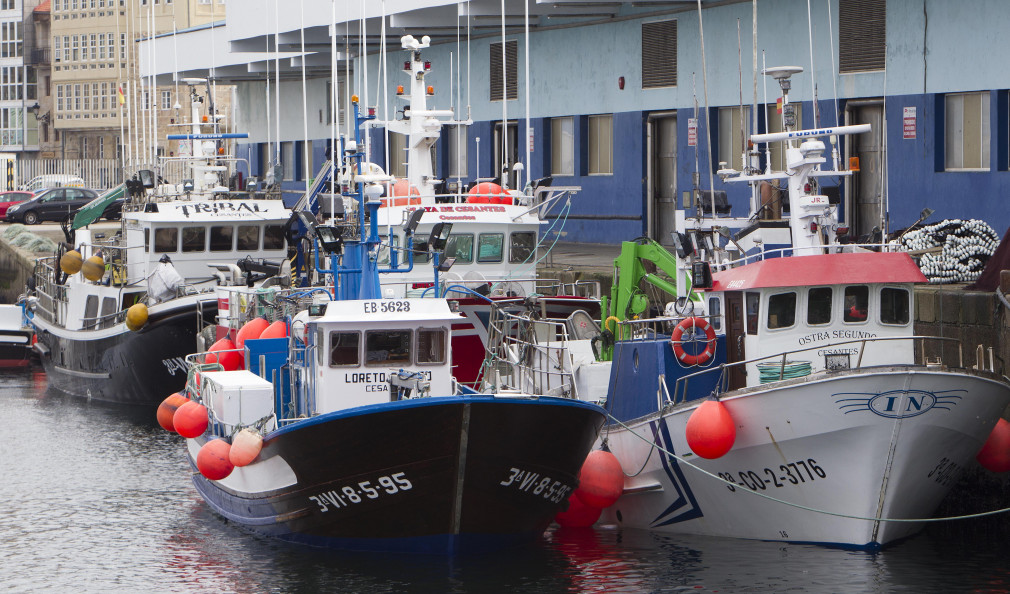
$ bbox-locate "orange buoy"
[685,399,736,459]
[977,418,1010,472]
[197,439,235,480]
[156,392,190,432]
[229,428,263,467]
[259,319,289,340]
[574,450,624,509]
[206,337,242,371]
[235,317,270,349]
[173,400,209,438]
[467,181,505,204]
[554,492,603,528]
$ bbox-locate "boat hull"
[0,330,33,368]
[188,395,605,553]
[601,367,1010,548]
[33,299,215,405]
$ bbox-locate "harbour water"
[4,364,1010,593]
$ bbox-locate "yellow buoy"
[125,302,148,331]
[81,255,105,282]
[60,250,83,275]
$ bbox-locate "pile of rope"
[896,219,999,284]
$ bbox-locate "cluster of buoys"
[685,400,736,459]
[977,418,1010,472]
[378,179,422,207]
[466,182,512,205]
[157,391,264,481]
[59,249,105,282]
[555,450,624,528]
[896,219,999,284]
[206,337,243,370]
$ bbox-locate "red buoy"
[235,317,270,349]
[977,418,1010,472]
[206,337,242,371]
[229,428,263,467]
[685,399,736,459]
[467,181,506,204]
[555,492,603,528]
[574,450,624,509]
[156,392,189,432]
[259,320,289,340]
[174,401,209,438]
[197,439,235,480]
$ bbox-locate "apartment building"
[48,0,225,166]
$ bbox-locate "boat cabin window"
[328,331,361,367]
[264,225,286,250]
[807,287,833,325]
[365,330,411,366]
[708,296,722,330]
[416,328,447,365]
[237,225,260,251]
[509,232,536,264]
[377,235,401,267]
[154,227,177,252]
[182,226,206,252]
[477,233,504,263]
[445,234,474,264]
[84,295,99,328]
[767,292,796,330]
[100,297,116,319]
[412,239,431,264]
[843,286,869,323]
[210,226,234,252]
[880,287,910,325]
[745,292,760,335]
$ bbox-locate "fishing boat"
[23,80,293,405]
[212,35,598,388]
[480,114,1010,548]
[162,99,605,553]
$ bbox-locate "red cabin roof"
[709,252,927,291]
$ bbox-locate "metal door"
[846,103,886,240]
[493,121,519,189]
[650,115,678,245]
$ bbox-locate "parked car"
[5,187,99,225]
[20,174,86,193]
[0,191,34,219]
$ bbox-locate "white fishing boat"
[479,105,1010,547]
[24,80,294,405]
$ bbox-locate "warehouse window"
[551,117,574,176]
[718,106,750,171]
[588,114,612,175]
[642,19,677,88]
[490,40,517,101]
[766,104,802,171]
[945,92,990,170]
[839,0,886,73]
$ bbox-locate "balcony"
[28,47,51,66]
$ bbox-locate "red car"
[0,191,33,219]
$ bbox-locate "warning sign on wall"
[688,118,698,147]
[903,107,916,139]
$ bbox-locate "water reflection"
[5,364,1010,592]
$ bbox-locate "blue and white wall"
[232,0,1010,243]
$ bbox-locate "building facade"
[143,0,1010,246]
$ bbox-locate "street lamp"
[29,103,50,125]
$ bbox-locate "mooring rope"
[607,412,1010,523]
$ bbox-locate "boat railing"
[670,335,972,403]
[481,304,604,399]
[608,315,719,342]
[219,285,334,332]
[710,241,915,271]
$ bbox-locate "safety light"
[403,61,411,71]
[849,156,860,172]
[351,94,359,104]
[836,225,850,236]
[424,61,432,71]
[426,85,434,95]
[396,85,404,95]
[809,222,819,233]
[803,183,811,192]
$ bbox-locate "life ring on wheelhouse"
[671,317,716,366]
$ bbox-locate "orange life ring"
[671,317,716,366]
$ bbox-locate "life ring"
[671,317,716,366]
